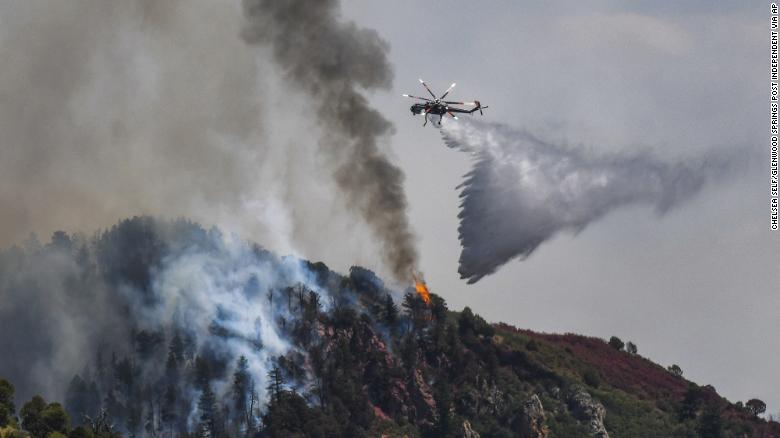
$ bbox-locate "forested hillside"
[0,217,777,438]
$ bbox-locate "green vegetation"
[746,399,767,417]
[0,380,15,429]
[0,387,120,438]
[608,336,624,352]
[0,217,777,437]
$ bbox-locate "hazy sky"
[341,0,779,414]
[0,0,776,415]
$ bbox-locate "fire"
[412,274,431,305]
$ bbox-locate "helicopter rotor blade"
[419,78,437,99]
[402,94,431,101]
[440,83,456,99]
[447,111,458,120]
[444,101,476,106]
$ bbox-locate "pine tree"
[433,379,453,436]
[245,380,257,436]
[169,332,184,363]
[310,347,326,408]
[197,386,217,438]
[266,366,284,404]
[305,291,322,322]
[296,284,307,313]
[383,294,398,327]
[232,356,250,429]
[402,291,427,332]
[284,287,293,311]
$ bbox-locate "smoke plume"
[240,0,418,281]
[0,0,416,280]
[443,119,737,283]
[0,1,275,245]
[0,218,330,423]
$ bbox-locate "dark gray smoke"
[443,119,739,283]
[240,0,418,281]
[0,1,415,280]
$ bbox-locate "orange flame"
[413,274,431,305]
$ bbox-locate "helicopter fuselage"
[403,80,486,126]
[410,102,448,116]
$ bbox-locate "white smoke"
[0,219,332,422]
[144,233,329,427]
[442,119,739,283]
[150,236,322,403]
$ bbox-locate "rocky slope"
[0,217,777,438]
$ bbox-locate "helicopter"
[402,79,488,126]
